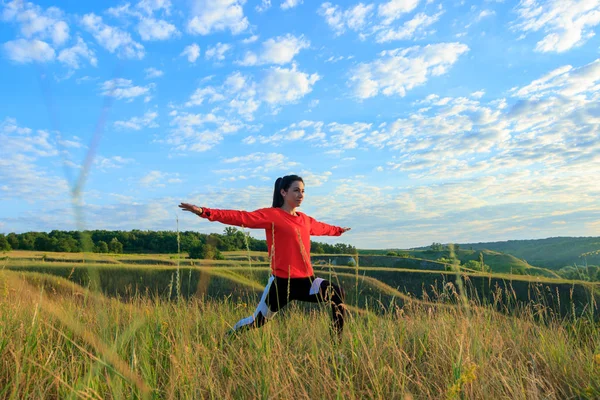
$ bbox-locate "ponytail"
[272,175,304,208]
[272,177,283,207]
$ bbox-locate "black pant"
[231,275,346,337]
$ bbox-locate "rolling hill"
[459,237,600,269]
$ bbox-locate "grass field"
[1,251,600,399]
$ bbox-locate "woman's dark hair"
[272,175,304,208]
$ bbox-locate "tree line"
[0,228,357,257]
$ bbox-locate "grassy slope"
[5,251,598,318]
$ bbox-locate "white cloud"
[510,60,600,99]
[349,61,600,188]
[514,0,600,53]
[239,34,309,66]
[3,38,55,63]
[76,76,96,84]
[0,154,68,202]
[245,120,370,152]
[187,0,249,35]
[375,10,443,42]
[281,0,303,10]
[0,118,70,202]
[244,120,375,152]
[184,67,319,120]
[244,120,326,146]
[325,55,345,63]
[471,90,485,99]
[1,118,56,157]
[94,155,134,171]
[224,152,277,164]
[256,0,271,12]
[166,112,251,152]
[319,1,441,41]
[140,170,182,187]
[100,78,154,100]
[57,37,97,69]
[1,0,70,46]
[107,0,173,18]
[144,67,164,79]
[205,42,232,61]
[137,17,178,40]
[318,2,375,35]
[181,43,200,62]
[242,35,259,43]
[81,13,145,59]
[260,64,320,105]
[327,122,372,149]
[106,3,136,18]
[349,43,469,99]
[114,111,159,130]
[378,0,420,25]
[104,1,177,42]
[186,86,227,106]
[299,170,331,187]
[476,9,495,22]
[137,0,173,15]
[184,71,260,120]
[57,135,84,149]
[221,152,300,174]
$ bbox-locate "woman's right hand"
[179,203,203,216]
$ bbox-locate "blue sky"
[1,0,600,249]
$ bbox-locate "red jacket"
[199,207,344,278]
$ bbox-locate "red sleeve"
[200,207,273,229]
[308,216,343,236]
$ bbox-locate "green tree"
[56,238,72,252]
[6,233,19,249]
[463,260,490,272]
[56,236,79,252]
[430,242,444,252]
[19,233,37,250]
[312,242,325,254]
[108,238,123,254]
[206,234,225,251]
[0,235,11,252]
[95,241,109,253]
[35,235,57,251]
[79,232,95,253]
[188,243,222,260]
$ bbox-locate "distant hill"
[404,237,600,270]
[460,237,600,270]
[405,248,558,277]
[357,248,557,277]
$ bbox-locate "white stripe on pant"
[232,275,277,331]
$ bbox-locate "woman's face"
[282,180,304,208]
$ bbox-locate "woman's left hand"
[341,227,351,234]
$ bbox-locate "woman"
[178,175,351,340]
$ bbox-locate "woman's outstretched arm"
[308,215,351,236]
[179,203,273,229]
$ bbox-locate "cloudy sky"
[1,0,599,249]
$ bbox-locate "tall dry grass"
[1,269,599,399]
